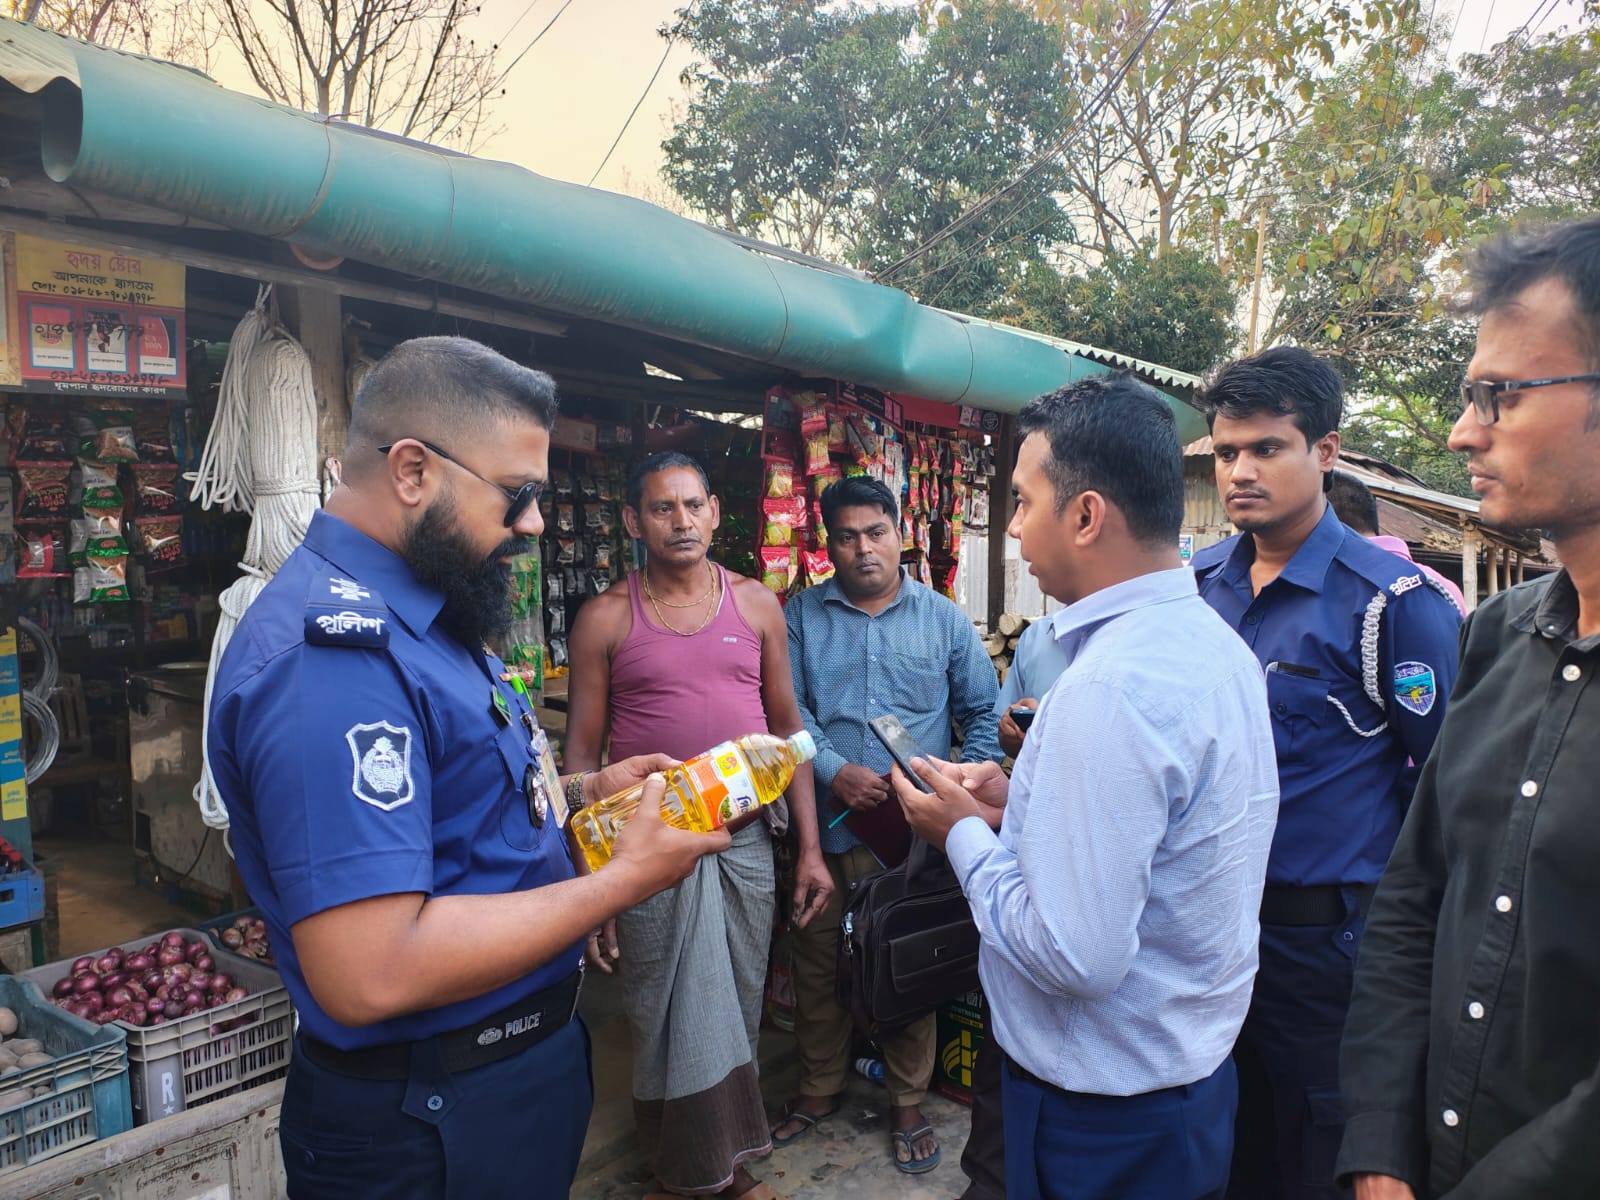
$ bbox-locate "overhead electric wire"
[491,0,579,91]
[589,1,697,187]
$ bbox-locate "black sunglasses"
[1459,373,1600,426]
[378,439,544,527]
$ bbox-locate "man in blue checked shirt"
[773,474,1001,1175]
[892,373,1279,1200]
[1192,347,1462,1200]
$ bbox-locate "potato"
[0,1066,18,1079]
[5,1039,42,1056]
[0,1086,31,1110]
[0,1006,17,1035]
[32,1085,53,1098]
[16,1052,52,1069]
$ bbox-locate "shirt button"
[1245,614,1260,625]
[1467,1001,1485,1020]
[1274,702,1287,715]
[1495,894,1513,913]
[1520,780,1538,798]
[427,1094,444,1112]
[1442,1108,1459,1128]
[1563,664,1581,682]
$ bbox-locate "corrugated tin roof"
[947,311,1204,391]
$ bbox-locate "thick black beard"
[400,496,531,648]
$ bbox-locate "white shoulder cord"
[1327,590,1392,739]
[190,286,321,835]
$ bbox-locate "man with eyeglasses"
[1190,346,1463,1200]
[206,336,728,1199]
[1338,217,1600,1199]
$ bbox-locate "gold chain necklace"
[642,560,716,607]
[644,563,722,637]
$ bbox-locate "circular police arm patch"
[346,721,416,810]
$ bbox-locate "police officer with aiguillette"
[208,336,728,1199]
[1191,347,1463,1200]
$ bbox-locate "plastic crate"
[199,907,274,965]
[22,929,292,1126]
[0,976,132,1176]
[0,865,44,931]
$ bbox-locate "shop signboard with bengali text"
[5,231,186,398]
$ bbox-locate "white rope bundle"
[15,617,61,782]
[191,286,322,832]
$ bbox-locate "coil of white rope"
[190,286,321,833]
[15,616,59,699]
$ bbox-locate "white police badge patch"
[345,721,415,811]
[1393,662,1437,717]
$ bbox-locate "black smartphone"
[868,714,936,793]
[1011,707,1037,731]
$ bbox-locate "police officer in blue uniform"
[208,337,727,1200]
[1191,347,1462,1200]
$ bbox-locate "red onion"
[156,946,185,967]
[93,1009,120,1025]
[171,962,193,981]
[223,987,249,1004]
[80,992,104,1015]
[209,973,234,994]
[100,970,127,991]
[142,942,161,959]
[161,931,186,950]
[189,971,212,992]
[147,1013,166,1026]
[126,953,154,973]
[195,954,214,972]
[73,973,101,996]
[220,929,244,949]
[104,947,125,969]
[71,955,95,974]
[184,988,205,1010]
[118,1005,147,1027]
[52,977,76,999]
[185,940,206,964]
[141,969,163,990]
[106,986,133,1007]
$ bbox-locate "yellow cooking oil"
[569,731,816,871]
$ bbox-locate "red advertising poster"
[7,231,186,397]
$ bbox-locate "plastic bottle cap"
[789,729,817,763]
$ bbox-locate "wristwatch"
[566,771,589,815]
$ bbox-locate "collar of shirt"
[820,567,915,616]
[1369,534,1417,562]
[1509,569,1595,647]
[302,510,446,638]
[1215,502,1345,595]
[1049,567,1200,660]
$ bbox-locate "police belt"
[298,970,582,1081]
[1259,883,1377,928]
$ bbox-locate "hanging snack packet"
[760,546,791,595]
[555,504,576,534]
[73,408,139,463]
[827,406,849,453]
[549,637,569,669]
[587,570,612,597]
[133,408,177,463]
[804,429,831,475]
[578,473,599,500]
[595,474,614,502]
[810,464,841,501]
[796,391,828,436]
[131,464,181,515]
[73,555,130,604]
[593,541,612,572]
[10,408,74,463]
[135,516,185,569]
[79,462,124,510]
[17,527,69,577]
[801,549,835,584]
[584,504,611,535]
[16,465,73,521]
[551,469,574,499]
[763,459,795,500]
[556,537,577,564]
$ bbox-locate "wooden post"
[987,414,1016,632]
[1248,201,1269,353]
[277,284,348,487]
[1486,543,1499,595]
[1516,553,1525,585]
[1461,526,1482,611]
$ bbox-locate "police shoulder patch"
[1393,661,1437,717]
[346,721,415,810]
[306,575,390,648]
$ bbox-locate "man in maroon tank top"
[567,452,833,1200]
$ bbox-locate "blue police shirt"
[1193,503,1462,888]
[209,510,580,1049]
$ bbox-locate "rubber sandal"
[891,1123,941,1174]
[770,1101,839,1148]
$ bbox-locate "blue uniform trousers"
[1001,1055,1237,1200]
[1227,911,1365,1200]
[280,1016,593,1199]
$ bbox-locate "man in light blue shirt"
[775,474,1001,1175]
[995,615,1070,758]
[894,374,1279,1200]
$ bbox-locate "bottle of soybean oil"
[569,731,816,871]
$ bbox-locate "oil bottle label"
[686,741,760,827]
